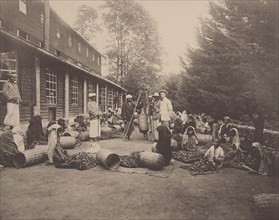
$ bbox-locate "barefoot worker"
[2,73,22,130]
[88,93,102,141]
[152,92,161,141]
[122,94,135,140]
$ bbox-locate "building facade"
[0,0,126,127]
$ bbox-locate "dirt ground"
[0,129,277,220]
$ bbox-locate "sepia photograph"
[0,0,278,219]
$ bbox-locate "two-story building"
[0,0,126,127]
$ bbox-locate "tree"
[178,0,278,141]
[102,0,162,94]
[74,5,101,41]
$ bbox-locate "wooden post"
[33,56,41,116]
[64,73,69,119]
[83,78,87,114]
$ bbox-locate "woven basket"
[140,152,166,170]
[171,139,179,150]
[60,136,76,149]
[96,149,120,170]
[13,145,48,168]
[101,127,112,134]
[79,131,90,141]
[63,131,79,138]
[250,193,279,220]
[196,133,213,144]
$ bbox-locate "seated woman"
[229,128,241,151]
[182,126,198,152]
[204,138,226,168]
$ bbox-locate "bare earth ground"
[0,129,278,220]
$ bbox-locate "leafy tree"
[74,5,101,41]
[102,0,162,95]
[178,0,278,141]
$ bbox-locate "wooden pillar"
[105,84,108,112]
[64,73,69,119]
[83,78,87,114]
[96,82,99,105]
[33,56,41,115]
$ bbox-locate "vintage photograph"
[0,0,278,219]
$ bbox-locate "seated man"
[204,138,226,167]
[156,125,172,165]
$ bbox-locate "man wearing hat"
[88,93,102,140]
[152,92,160,141]
[121,94,134,140]
[158,89,173,128]
[2,73,22,130]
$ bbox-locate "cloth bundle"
[172,150,199,163]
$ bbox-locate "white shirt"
[159,98,173,121]
[204,146,224,162]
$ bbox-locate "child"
[204,138,225,167]
[182,126,198,152]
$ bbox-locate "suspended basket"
[79,131,90,142]
[96,149,120,170]
[138,111,149,133]
[196,133,213,144]
[63,131,79,139]
[13,145,48,168]
[140,152,166,170]
[60,136,76,149]
[249,193,279,220]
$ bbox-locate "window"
[55,50,63,58]
[68,35,72,47]
[88,82,96,93]
[17,29,29,41]
[92,53,95,62]
[99,85,106,112]
[97,57,101,65]
[39,41,43,48]
[0,52,17,102]
[86,47,89,57]
[71,79,78,104]
[56,25,61,39]
[78,42,81,53]
[19,0,27,14]
[46,70,57,105]
[107,87,113,109]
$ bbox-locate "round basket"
[196,133,213,144]
[140,152,166,170]
[96,149,120,170]
[79,131,90,141]
[111,125,122,131]
[60,136,76,149]
[63,131,79,139]
[13,145,48,168]
[171,138,179,150]
[249,193,279,220]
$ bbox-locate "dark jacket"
[121,102,134,121]
[157,125,172,165]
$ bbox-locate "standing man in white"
[88,93,102,141]
[2,73,22,130]
[158,90,173,128]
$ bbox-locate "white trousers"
[90,119,100,138]
[4,103,20,127]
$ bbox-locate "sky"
[49,0,209,75]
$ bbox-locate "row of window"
[18,0,101,65]
[46,72,118,107]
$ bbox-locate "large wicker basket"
[96,149,120,170]
[140,152,166,170]
[79,131,90,141]
[13,145,48,168]
[63,131,79,138]
[60,136,76,149]
[249,193,279,220]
